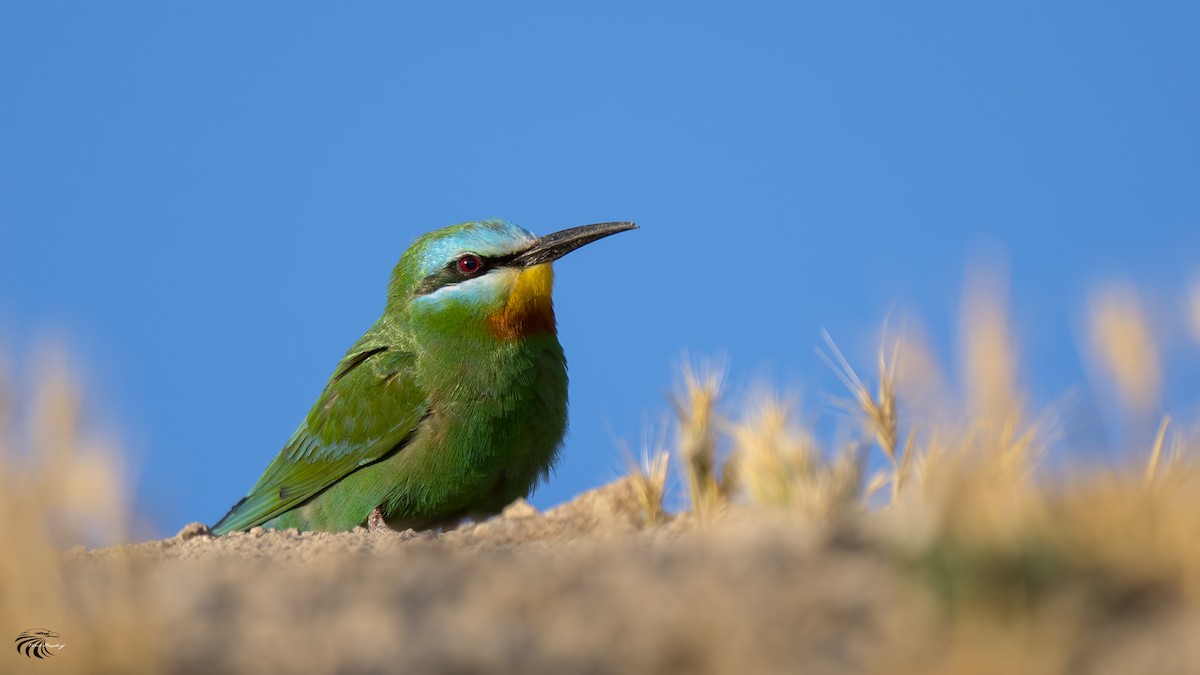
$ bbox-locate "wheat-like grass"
[623,440,670,527]
[1144,415,1172,486]
[0,348,159,672]
[819,330,898,462]
[819,329,907,504]
[670,361,725,522]
[1087,283,1162,416]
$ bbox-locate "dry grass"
[657,277,1200,672]
[1087,283,1162,415]
[3,276,1200,673]
[819,328,906,504]
[670,361,727,522]
[0,350,161,673]
[623,441,670,527]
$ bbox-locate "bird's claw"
[367,505,393,533]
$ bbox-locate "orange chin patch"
[488,264,557,340]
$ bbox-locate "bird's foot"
[367,505,393,533]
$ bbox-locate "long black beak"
[513,221,638,267]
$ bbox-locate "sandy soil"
[56,480,905,674]
[49,478,1195,675]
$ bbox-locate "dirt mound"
[46,478,1192,675]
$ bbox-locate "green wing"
[212,341,426,534]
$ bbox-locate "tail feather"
[211,494,277,535]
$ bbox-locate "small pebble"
[175,522,212,540]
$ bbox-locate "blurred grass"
[0,350,160,673]
[4,278,1200,673]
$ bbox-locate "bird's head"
[389,220,636,341]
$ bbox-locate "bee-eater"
[211,219,637,534]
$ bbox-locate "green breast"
[273,333,568,531]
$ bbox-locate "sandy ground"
[34,478,1190,675]
[55,479,911,674]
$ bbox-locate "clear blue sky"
[2,3,1198,537]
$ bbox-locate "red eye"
[457,254,483,276]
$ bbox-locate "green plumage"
[212,219,634,534]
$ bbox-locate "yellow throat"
[488,264,556,340]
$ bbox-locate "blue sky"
[2,3,1198,537]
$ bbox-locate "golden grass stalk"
[894,429,917,498]
[0,348,156,671]
[729,394,861,519]
[1087,283,1161,416]
[729,395,804,508]
[819,330,898,462]
[820,329,907,503]
[958,271,1055,491]
[1140,414,1192,491]
[671,361,725,522]
[1144,415,1172,487]
[960,269,1020,426]
[624,442,670,527]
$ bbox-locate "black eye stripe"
[412,251,522,297]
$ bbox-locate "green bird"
[212,219,636,534]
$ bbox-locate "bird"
[211,219,636,534]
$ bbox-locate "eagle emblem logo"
[15,629,65,659]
